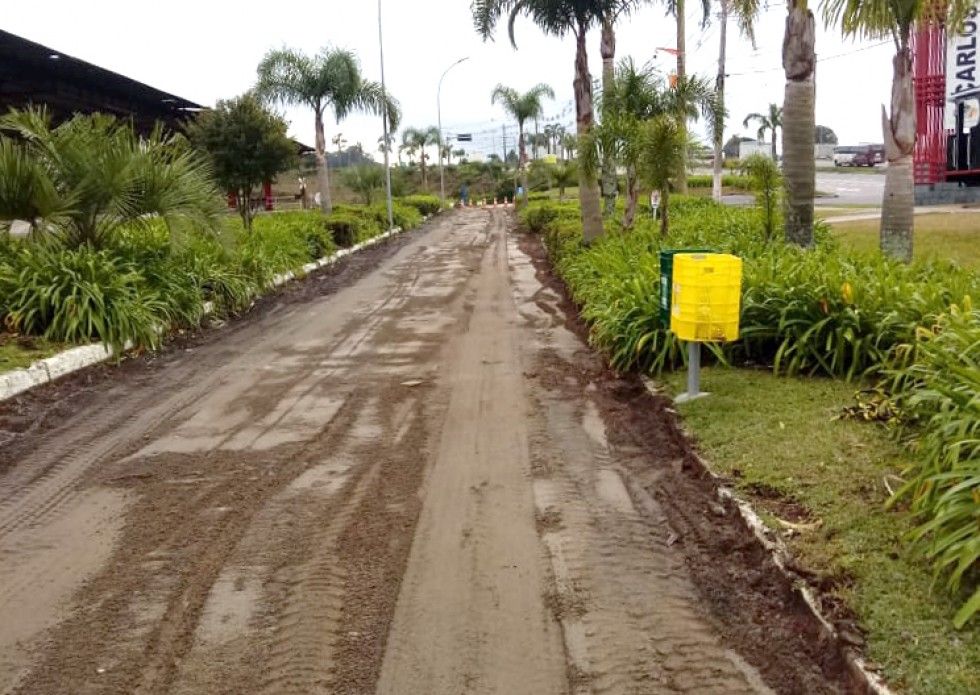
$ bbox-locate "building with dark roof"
[0,29,203,133]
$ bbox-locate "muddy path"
[0,209,849,694]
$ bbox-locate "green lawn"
[833,213,980,268]
[663,367,979,695]
[0,334,62,374]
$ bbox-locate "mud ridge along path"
[0,209,848,695]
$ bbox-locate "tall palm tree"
[256,46,398,214]
[743,104,782,160]
[820,0,971,261]
[598,3,646,214]
[491,83,555,201]
[712,0,761,201]
[401,126,441,189]
[473,0,637,243]
[666,0,711,194]
[782,1,816,247]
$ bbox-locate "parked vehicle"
[833,145,858,166]
[834,144,883,167]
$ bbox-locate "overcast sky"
[5,1,895,159]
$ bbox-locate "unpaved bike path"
[0,209,839,694]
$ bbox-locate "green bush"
[323,212,381,247]
[0,244,166,349]
[521,203,560,233]
[253,211,336,260]
[237,217,311,286]
[399,194,441,216]
[368,202,422,231]
[686,174,751,189]
[888,305,980,628]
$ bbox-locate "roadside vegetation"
[0,106,438,363]
[520,193,980,687]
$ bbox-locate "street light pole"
[378,0,394,231]
[437,56,469,207]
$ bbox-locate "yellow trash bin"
[670,253,742,343]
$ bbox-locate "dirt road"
[0,210,846,694]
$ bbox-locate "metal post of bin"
[676,341,707,403]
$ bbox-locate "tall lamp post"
[378,0,394,230]
[437,56,469,207]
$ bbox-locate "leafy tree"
[0,107,222,249]
[815,124,838,144]
[473,0,638,243]
[821,0,972,262]
[743,104,783,160]
[187,93,296,230]
[637,115,687,236]
[491,83,555,202]
[341,164,386,205]
[401,126,440,189]
[256,46,399,214]
[712,0,762,201]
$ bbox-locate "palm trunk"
[675,0,688,195]
[881,43,915,262]
[782,4,816,247]
[519,126,529,201]
[574,24,604,243]
[314,110,332,214]
[600,18,618,217]
[659,186,670,237]
[713,0,728,203]
[623,165,639,229]
[421,151,427,189]
[771,135,778,162]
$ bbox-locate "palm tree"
[402,126,441,189]
[781,2,816,247]
[666,0,711,194]
[256,46,398,214]
[637,114,687,236]
[552,161,578,201]
[820,0,971,261]
[491,83,555,202]
[342,164,385,205]
[591,58,664,227]
[474,0,636,243]
[712,0,761,201]
[0,107,222,249]
[743,104,782,160]
[598,3,645,214]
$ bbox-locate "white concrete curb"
[0,211,443,403]
[641,375,895,695]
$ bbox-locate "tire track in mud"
[0,213,490,694]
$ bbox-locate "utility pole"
[377,0,394,230]
[437,57,469,207]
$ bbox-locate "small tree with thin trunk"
[255,46,398,215]
[187,94,296,231]
[401,126,440,189]
[637,115,687,237]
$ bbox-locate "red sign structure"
[913,22,948,184]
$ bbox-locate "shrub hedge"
[0,202,427,352]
